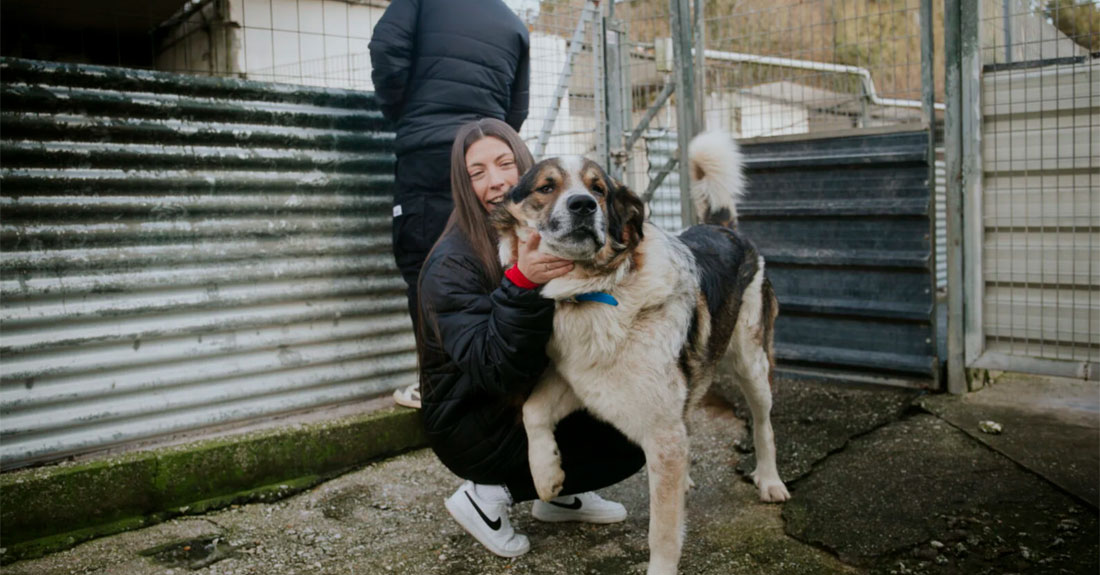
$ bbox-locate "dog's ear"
[489,196,521,234]
[607,181,645,248]
[509,162,543,205]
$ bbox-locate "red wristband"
[505,265,540,289]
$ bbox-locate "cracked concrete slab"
[711,373,922,482]
[781,413,1098,574]
[919,373,1099,508]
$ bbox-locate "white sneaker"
[531,491,627,524]
[392,384,421,409]
[444,481,530,558]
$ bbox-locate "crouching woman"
[415,118,645,557]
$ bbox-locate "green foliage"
[1044,0,1100,52]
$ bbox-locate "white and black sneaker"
[531,491,628,524]
[444,481,530,558]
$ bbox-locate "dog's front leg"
[642,423,690,575]
[522,370,581,501]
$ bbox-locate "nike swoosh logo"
[465,491,502,530]
[548,497,583,510]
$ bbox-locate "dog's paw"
[530,444,566,501]
[750,470,790,503]
[533,464,565,502]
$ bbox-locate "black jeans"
[500,411,646,503]
[391,147,453,334]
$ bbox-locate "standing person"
[418,118,645,558]
[369,0,530,409]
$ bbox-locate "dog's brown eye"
[591,183,605,196]
[537,184,555,194]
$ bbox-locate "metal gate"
[592,0,941,386]
[0,58,413,469]
[948,0,1098,384]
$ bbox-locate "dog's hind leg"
[730,262,790,503]
[522,370,582,501]
[641,422,690,575]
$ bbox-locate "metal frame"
[601,10,630,180]
[944,0,970,394]
[921,0,941,390]
[669,0,698,228]
[959,0,984,381]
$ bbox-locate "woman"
[370,0,531,411]
[416,118,646,558]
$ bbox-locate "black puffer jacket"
[368,0,530,155]
[417,231,554,483]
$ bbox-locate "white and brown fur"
[492,131,788,575]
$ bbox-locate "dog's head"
[491,156,645,269]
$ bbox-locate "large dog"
[492,132,789,575]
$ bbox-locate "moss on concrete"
[1,453,157,544]
[1,407,427,564]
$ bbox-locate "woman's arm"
[368,0,419,123]
[420,254,554,398]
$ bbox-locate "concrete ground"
[5,374,1098,575]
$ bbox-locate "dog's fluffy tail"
[687,131,745,228]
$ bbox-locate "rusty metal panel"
[738,131,938,383]
[0,58,411,469]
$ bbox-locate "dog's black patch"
[510,159,558,204]
[705,207,733,227]
[606,183,645,247]
[679,225,761,360]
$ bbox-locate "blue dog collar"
[567,292,619,306]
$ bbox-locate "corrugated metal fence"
[0,58,414,470]
[739,131,938,384]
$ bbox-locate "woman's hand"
[517,231,573,284]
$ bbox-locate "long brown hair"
[441,118,534,288]
[415,119,534,386]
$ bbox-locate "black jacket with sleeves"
[368,0,530,156]
[416,231,554,484]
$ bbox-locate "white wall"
[522,31,595,159]
[739,94,809,139]
[157,0,388,90]
[234,0,386,89]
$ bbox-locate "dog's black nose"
[567,195,597,216]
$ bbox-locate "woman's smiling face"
[466,136,520,213]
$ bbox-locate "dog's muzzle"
[567,194,597,217]
[542,192,604,259]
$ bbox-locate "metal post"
[534,1,596,159]
[1002,0,1012,64]
[669,0,697,228]
[693,0,706,131]
[944,0,964,393]
[944,0,984,394]
[921,0,941,389]
[602,14,626,180]
[960,0,984,382]
[594,5,608,166]
[616,17,633,183]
